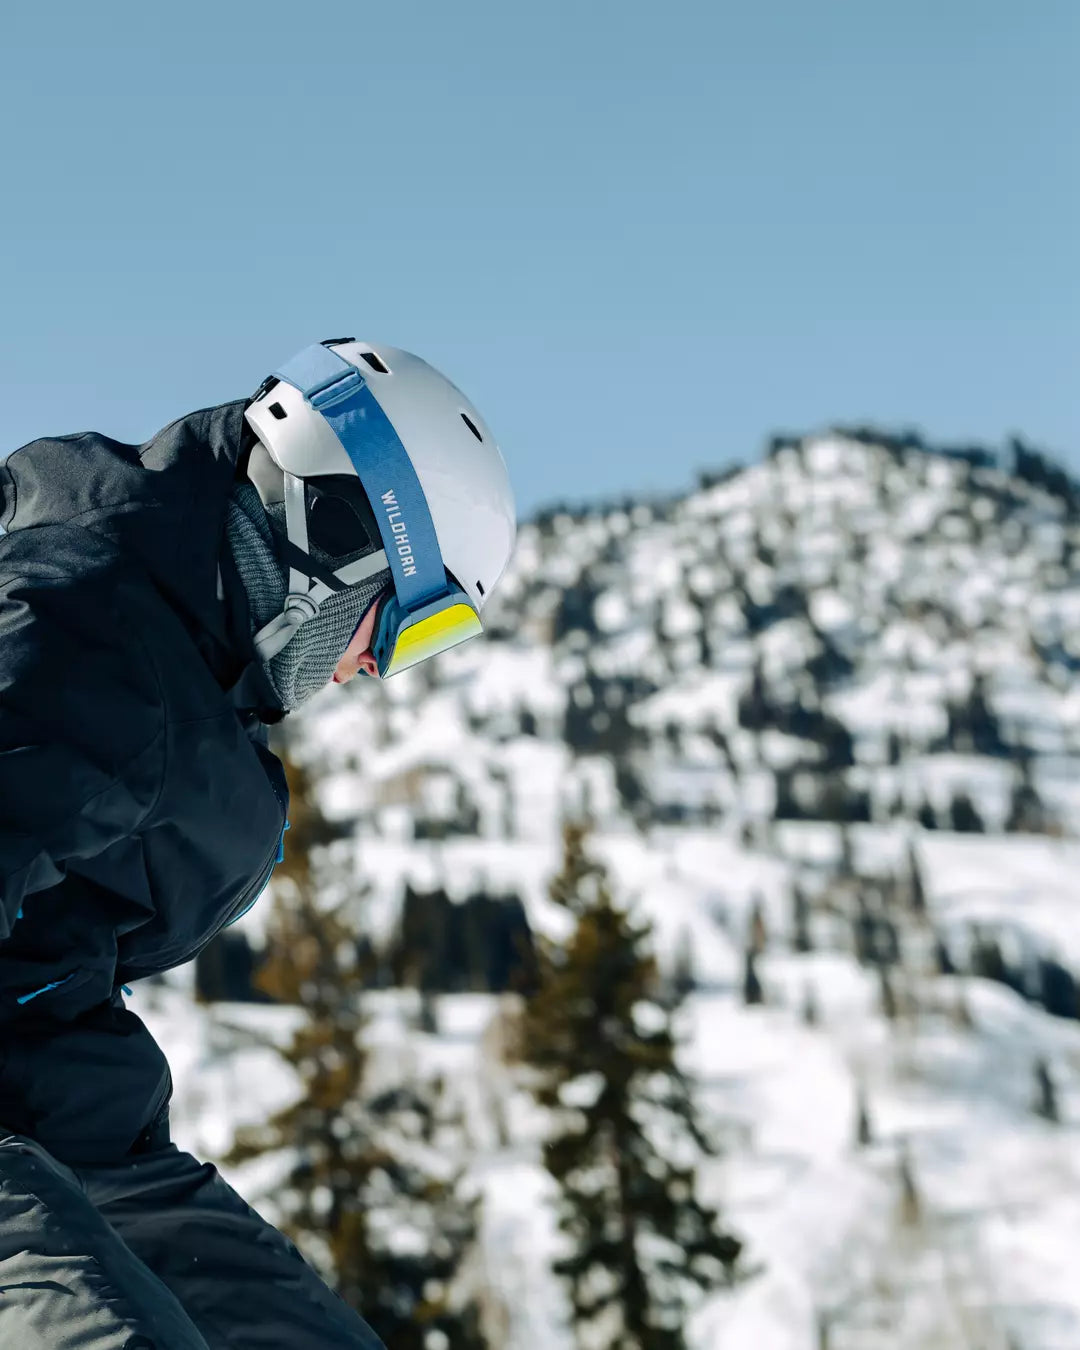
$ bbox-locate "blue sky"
[0,1,1074,515]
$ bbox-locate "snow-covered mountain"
[141,428,1080,1350]
[275,427,1080,979]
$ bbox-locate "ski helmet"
[243,339,516,673]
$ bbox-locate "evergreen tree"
[418,989,440,1035]
[747,894,768,954]
[226,751,488,1350]
[949,790,985,834]
[905,842,927,917]
[897,1142,921,1228]
[852,896,875,967]
[669,927,697,1003]
[854,1085,873,1148]
[839,824,855,877]
[951,981,975,1030]
[743,945,765,1007]
[1033,1057,1060,1124]
[878,965,899,1022]
[1006,759,1055,834]
[801,982,820,1028]
[520,821,744,1349]
[737,658,771,732]
[964,673,1006,757]
[970,926,1009,987]
[791,883,813,954]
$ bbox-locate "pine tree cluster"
[518,821,743,1349]
[226,754,487,1350]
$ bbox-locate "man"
[0,338,516,1349]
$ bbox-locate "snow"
[809,588,856,633]
[129,432,1080,1348]
[142,916,1080,1350]
[632,672,744,731]
[465,646,565,722]
[919,833,1080,972]
[828,670,949,742]
[478,1163,574,1350]
[681,972,1080,1349]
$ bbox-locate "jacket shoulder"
[0,401,248,534]
[0,524,167,771]
[0,526,168,933]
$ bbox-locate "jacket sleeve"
[0,540,166,940]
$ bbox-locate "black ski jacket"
[0,402,290,1165]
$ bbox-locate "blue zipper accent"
[17,972,77,1006]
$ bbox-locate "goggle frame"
[371,584,484,679]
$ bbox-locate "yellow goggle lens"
[382,602,483,678]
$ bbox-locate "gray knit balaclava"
[224,478,391,711]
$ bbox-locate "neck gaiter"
[223,479,391,711]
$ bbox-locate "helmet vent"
[461,412,483,443]
[360,350,391,375]
[268,402,288,421]
[476,579,486,597]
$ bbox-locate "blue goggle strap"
[272,343,449,612]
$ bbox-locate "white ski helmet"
[243,338,516,668]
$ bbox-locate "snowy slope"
[136,959,1080,1349]
[149,429,1080,1349]
[277,430,1080,970]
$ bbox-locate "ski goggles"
[272,342,486,679]
[371,584,483,679]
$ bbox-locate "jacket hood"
[0,401,285,720]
